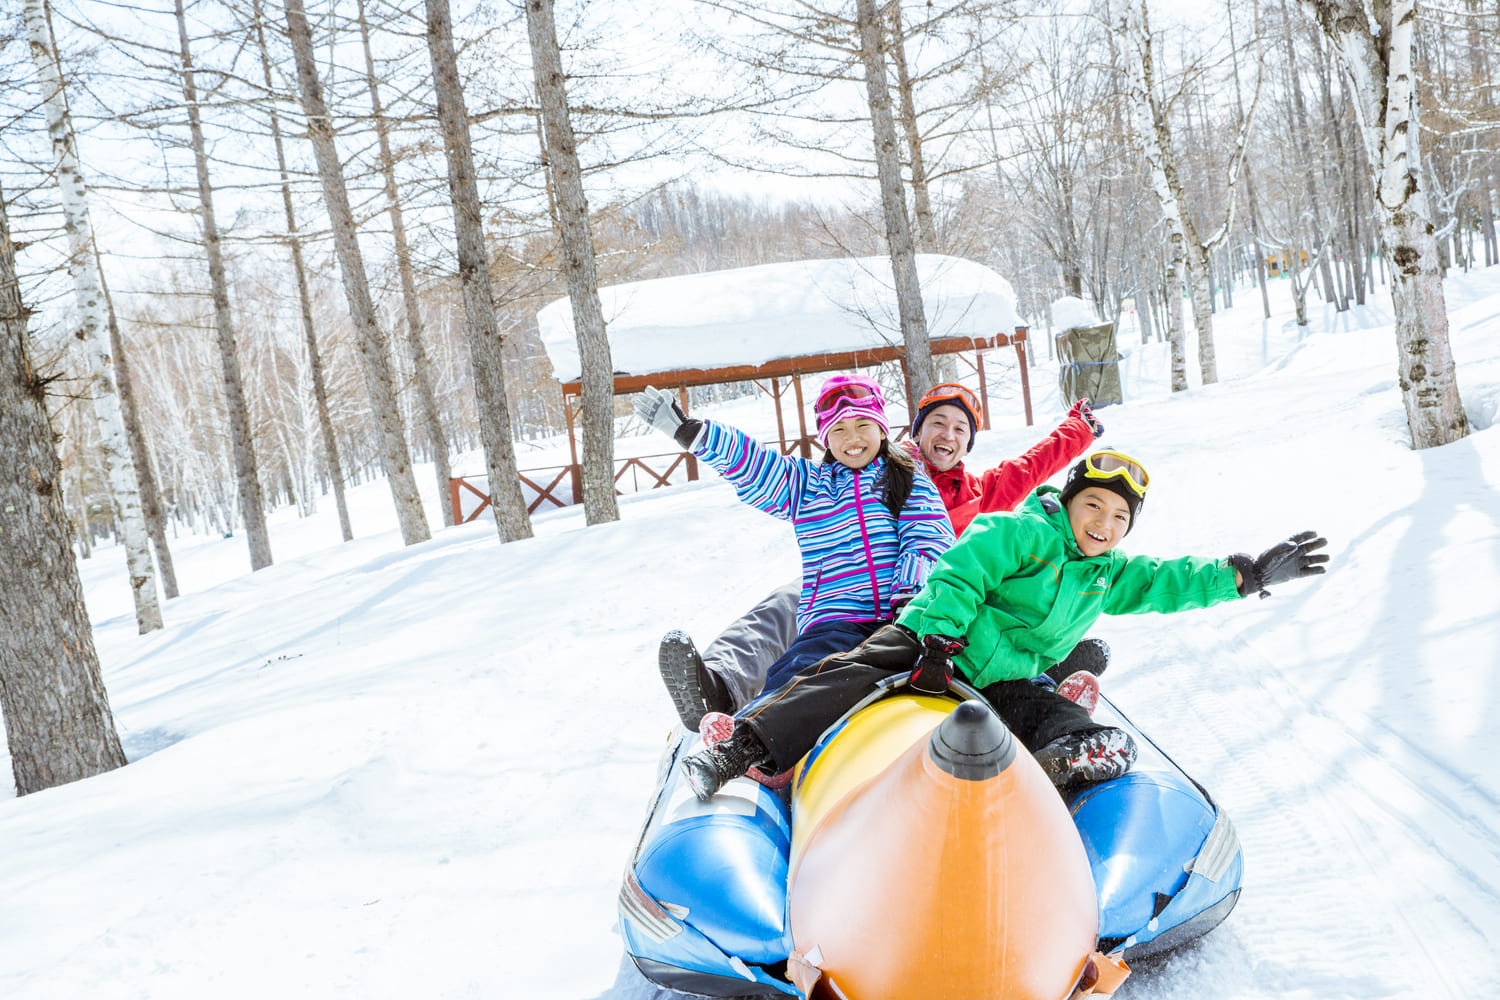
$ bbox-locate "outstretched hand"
[1231,531,1329,599]
[634,386,700,448]
[1069,398,1105,439]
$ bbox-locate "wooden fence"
[449,450,704,524]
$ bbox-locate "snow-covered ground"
[4,267,1500,999]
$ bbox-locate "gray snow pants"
[701,580,800,711]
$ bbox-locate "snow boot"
[700,712,791,791]
[681,722,774,802]
[659,629,731,730]
[1044,637,1110,686]
[1054,671,1101,715]
[1033,727,1137,788]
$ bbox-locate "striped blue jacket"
[693,420,955,632]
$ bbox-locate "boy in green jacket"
[683,449,1328,801]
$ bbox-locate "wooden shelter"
[540,254,1034,474]
[451,255,1035,521]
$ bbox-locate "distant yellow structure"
[1265,250,1309,276]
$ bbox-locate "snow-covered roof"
[536,254,1024,384]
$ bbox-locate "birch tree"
[888,2,937,251]
[855,0,934,402]
[175,0,273,570]
[98,256,178,598]
[355,0,453,526]
[284,0,431,543]
[0,182,130,795]
[1117,0,1259,388]
[525,0,619,525]
[425,0,533,542]
[25,0,162,633]
[1298,0,1469,447]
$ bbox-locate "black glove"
[1229,531,1329,599]
[1069,398,1105,439]
[887,592,916,620]
[634,386,702,449]
[908,634,966,695]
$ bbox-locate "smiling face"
[825,417,886,470]
[1064,486,1132,556]
[915,404,972,472]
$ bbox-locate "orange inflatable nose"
[788,701,1101,1000]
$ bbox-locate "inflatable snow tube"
[619,684,1242,996]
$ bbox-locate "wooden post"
[975,348,992,430]
[793,374,811,458]
[771,376,791,455]
[1014,329,1034,426]
[677,384,698,481]
[565,393,583,503]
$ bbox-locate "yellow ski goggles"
[1082,450,1150,498]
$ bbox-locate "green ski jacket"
[897,486,1242,688]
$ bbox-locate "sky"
[2,262,1499,999]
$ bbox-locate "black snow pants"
[739,623,1105,774]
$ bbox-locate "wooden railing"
[449,449,703,523]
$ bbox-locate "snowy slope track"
[1105,621,1488,1000]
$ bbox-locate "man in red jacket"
[658,385,1107,730]
[905,383,1100,536]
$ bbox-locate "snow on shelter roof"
[536,254,1025,385]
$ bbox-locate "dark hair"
[820,439,915,517]
[880,441,916,517]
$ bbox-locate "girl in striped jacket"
[635,375,955,696]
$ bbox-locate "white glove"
[635,386,687,439]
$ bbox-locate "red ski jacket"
[906,414,1096,536]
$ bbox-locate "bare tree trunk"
[1281,0,1338,305]
[1185,244,1218,384]
[284,0,431,544]
[25,0,161,633]
[1480,171,1498,268]
[1136,274,1157,344]
[1301,0,1468,448]
[887,2,937,252]
[71,393,92,560]
[524,0,619,525]
[97,257,178,598]
[1343,76,1372,307]
[1249,179,1272,319]
[1314,31,1354,311]
[356,0,453,526]
[855,0,934,404]
[425,0,534,542]
[1119,0,1189,391]
[0,182,129,794]
[175,0,273,571]
[1288,247,1310,324]
[251,0,352,543]
[1121,0,1258,387]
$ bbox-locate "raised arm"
[950,401,1101,532]
[635,386,807,521]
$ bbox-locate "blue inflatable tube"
[1071,692,1244,960]
[618,734,799,996]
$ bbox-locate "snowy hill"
[3,268,1500,1000]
